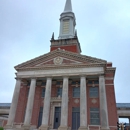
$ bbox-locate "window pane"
[89,87,98,98]
[73,87,80,97]
[42,88,45,97]
[94,80,99,84]
[73,92,80,97]
[55,107,61,112]
[90,108,100,125]
[73,87,80,92]
[57,88,62,97]
[90,113,99,118]
[88,81,93,84]
[72,107,80,112]
[42,82,46,86]
[90,119,100,125]
[90,108,99,111]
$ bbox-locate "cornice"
[15,49,107,70]
[105,67,116,77]
[16,63,106,71]
[106,67,116,73]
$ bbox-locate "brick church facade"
[5,0,118,130]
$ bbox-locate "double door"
[54,107,61,129]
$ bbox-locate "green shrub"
[0,127,3,130]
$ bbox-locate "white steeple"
[64,0,72,12]
[58,0,76,39]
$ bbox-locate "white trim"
[105,78,114,80]
[50,104,61,129]
[105,84,114,86]
[17,67,104,78]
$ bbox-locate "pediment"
[15,49,107,70]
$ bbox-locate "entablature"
[16,66,105,79]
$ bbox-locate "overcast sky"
[0,0,130,122]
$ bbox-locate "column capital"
[30,77,37,80]
[15,77,21,81]
[99,74,105,78]
[80,75,86,79]
[63,76,69,79]
[46,77,52,80]
[31,78,37,81]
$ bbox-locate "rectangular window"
[57,88,62,97]
[90,108,100,125]
[42,88,45,97]
[72,107,80,112]
[89,87,98,98]
[42,82,46,86]
[73,87,80,98]
[63,20,69,34]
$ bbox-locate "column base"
[38,125,49,130]
[4,125,13,129]
[78,126,88,130]
[58,126,69,130]
[100,127,110,130]
[22,125,30,130]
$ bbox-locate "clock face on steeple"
[63,19,69,34]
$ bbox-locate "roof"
[116,103,130,108]
[0,103,11,108]
[1,103,130,109]
[14,49,107,71]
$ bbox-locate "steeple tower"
[58,0,76,39]
[50,0,81,53]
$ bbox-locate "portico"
[5,59,110,130]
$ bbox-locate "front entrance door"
[72,107,80,130]
[54,107,61,129]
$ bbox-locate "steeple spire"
[50,0,81,53]
[64,0,72,12]
[58,0,76,39]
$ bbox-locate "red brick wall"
[15,86,27,123]
[50,45,79,53]
[14,76,118,129]
[105,72,118,128]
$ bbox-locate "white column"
[41,78,52,130]
[60,77,69,128]
[24,78,36,126]
[99,75,109,130]
[79,76,87,130]
[6,79,21,127]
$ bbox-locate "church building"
[5,0,118,130]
